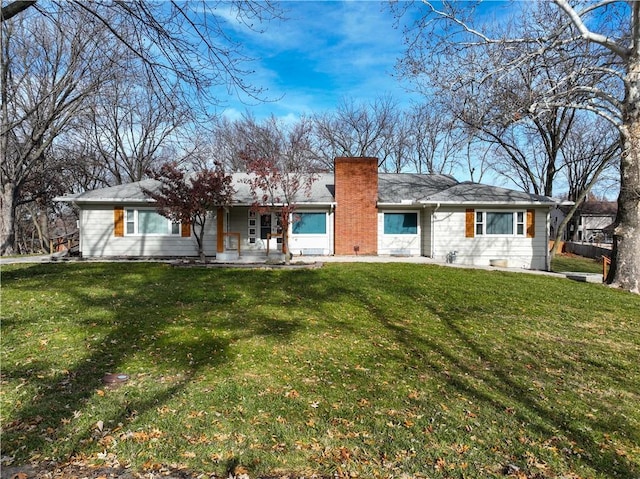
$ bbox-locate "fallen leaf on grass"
[434,457,447,471]
[285,389,300,399]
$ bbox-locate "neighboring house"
[55,157,559,269]
[551,200,617,243]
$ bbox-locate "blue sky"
[212,1,420,122]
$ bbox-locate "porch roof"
[229,173,336,205]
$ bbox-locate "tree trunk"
[0,183,17,256]
[195,219,207,263]
[281,211,291,265]
[608,54,640,293]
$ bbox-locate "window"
[384,212,418,235]
[126,209,135,235]
[125,209,180,236]
[486,212,513,235]
[260,214,272,239]
[292,212,326,234]
[475,211,525,236]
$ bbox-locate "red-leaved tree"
[144,162,234,262]
[244,157,317,264]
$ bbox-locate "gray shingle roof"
[229,172,335,204]
[56,179,159,203]
[378,173,458,203]
[56,172,557,206]
[423,182,557,205]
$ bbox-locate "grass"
[551,253,604,274]
[1,262,639,478]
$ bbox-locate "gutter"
[418,200,558,207]
[54,197,155,204]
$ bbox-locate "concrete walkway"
[0,251,70,265]
[0,251,584,281]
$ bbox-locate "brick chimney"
[334,157,378,255]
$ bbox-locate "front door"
[260,213,283,251]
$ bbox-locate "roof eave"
[418,200,558,207]
[55,197,155,204]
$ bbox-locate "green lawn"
[551,254,604,274]
[1,262,638,478]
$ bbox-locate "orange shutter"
[114,207,124,237]
[181,222,191,237]
[526,209,535,238]
[465,209,475,238]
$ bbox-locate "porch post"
[216,207,224,253]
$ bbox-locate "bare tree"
[407,102,466,175]
[398,3,594,197]
[210,113,322,173]
[551,114,620,254]
[1,10,123,255]
[78,78,195,185]
[1,1,281,256]
[313,96,399,170]
[1,1,282,105]
[562,117,621,205]
[397,1,638,293]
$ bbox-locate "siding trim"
[181,222,191,237]
[465,209,475,238]
[527,209,535,238]
[114,207,124,237]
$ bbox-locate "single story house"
[56,157,559,269]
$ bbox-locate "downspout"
[73,201,82,257]
[545,208,550,271]
[431,202,441,259]
[330,203,336,255]
[216,207,224,254]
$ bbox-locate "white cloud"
[209,1,419,119]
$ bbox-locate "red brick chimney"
[334,157,378,255]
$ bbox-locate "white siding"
[289,210,334,256]
[421,207,432,257]
[377,210,422,256]
[226,207,334,255]
[79,205,216,258]
[431,207,549,270]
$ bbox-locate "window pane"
[384,213,418,235]
[293,213,326,234]
[126,210,135,234]
[171,222,180,235]
[260,214,271,239]
[138,210,169,234]
[486,212,513,235]
[516,211,525,235]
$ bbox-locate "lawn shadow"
[351,268,639,479]
[1,263,304,466]
[3,262,637,478]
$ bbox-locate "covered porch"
[213,205,334,261]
